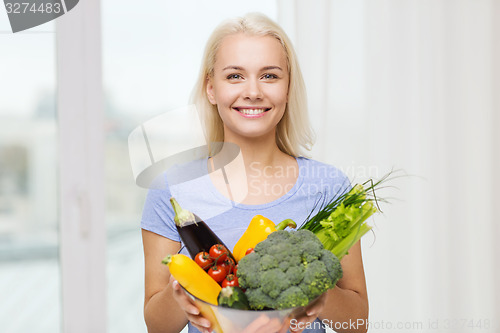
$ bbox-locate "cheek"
[271,84,289,106]
[213,83,242,106]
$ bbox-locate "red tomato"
[245,248,254,256]
[209,244,228,264]
[207,264,227,283]
[222,274,239,288]
[233,264,238,276]
[220,258,235,274]
[194,251,213,270]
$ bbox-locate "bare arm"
[142,229,187,333]
[142,229,214,333]
[319,241,369,333]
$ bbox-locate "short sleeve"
[324,164,352,201]
[140,185,180,242]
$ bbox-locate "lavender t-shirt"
[141,156,350,333]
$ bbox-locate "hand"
[240,314,283,333]
[170,276,213,333]
[286,293,327,333]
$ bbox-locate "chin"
[228,128,275,140]
[238,131,270,139]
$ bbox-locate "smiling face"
[206,33,289,143]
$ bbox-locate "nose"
[243,78,263,100]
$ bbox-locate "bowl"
[181,287,326,333]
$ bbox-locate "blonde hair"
[190,12,315,157]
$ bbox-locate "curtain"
[281,0,500,331]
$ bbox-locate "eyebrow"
[222,65,283,72]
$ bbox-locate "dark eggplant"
[170,197,235,261]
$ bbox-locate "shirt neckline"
[200,156,305,210]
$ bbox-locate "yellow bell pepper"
[232,215,296,262]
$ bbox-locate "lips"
[233,107,271,116]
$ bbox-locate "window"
[0,17,60,333]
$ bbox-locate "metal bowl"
[181,287,326,333]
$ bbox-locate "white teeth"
[239,109,266,115]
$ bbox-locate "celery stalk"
[331,223,372,260]
[299,174,390,260]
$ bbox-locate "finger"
[304,300,323,316]
[170,280,213,331]
[278,318,292,333]
[185,310,212,328]
[306,308,320,317]
[289,318,312,333]
[242,314,281,333]
[191,322,212,333]
[192,325,212,333]
[256,317,281,333]
[289,316,317,333]
[265,317,283,333]
[290,327,304,333]
[306,306,320,316]
[295,315,318,323]
[242,315,271,333]
[171,281,209,320]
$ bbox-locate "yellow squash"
[162,254,221,305]
[232,215,296,262]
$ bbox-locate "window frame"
[56,0,107,331]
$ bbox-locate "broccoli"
[244,289,276,310]
[237,229,343,310]
[286,265,305,285]
[300,260,333,299]
[260,268,289,298]
[319,249,343,285]
[276,286,309,309]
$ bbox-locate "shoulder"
[143,158,207,212]
[296,157,351,196]
[297,157,349,182]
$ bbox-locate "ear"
[206,77,217,105]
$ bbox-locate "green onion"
[299,171,396,260]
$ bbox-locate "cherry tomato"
[194,251,213,270]
[245,248,254,256]
[220,258,235,274]
[209,244,228,264]
[222,274,239,288]
[207,264,227,283]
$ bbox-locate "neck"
[207,130,298,205]
[220,131,285,168]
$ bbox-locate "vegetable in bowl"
[237,229,342,310]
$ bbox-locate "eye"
[262,73,279,80]
[226,73,242,80]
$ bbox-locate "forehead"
[214,33,288,70]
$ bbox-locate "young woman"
[141,13,368,333]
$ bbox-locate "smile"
[239,108,266,115]
[234,108,271,117]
